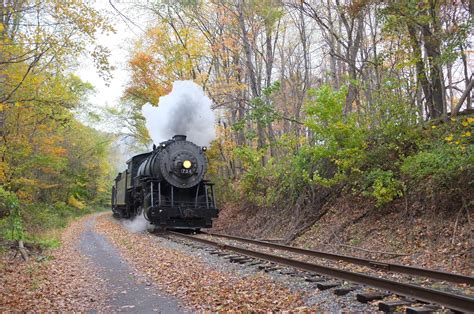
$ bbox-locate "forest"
[0,1,115,247]
[0,0,473,312]
[116,0,473,238]
[0,0,473,251]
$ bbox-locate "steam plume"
[122,212,153,233]
[142,80,216,146]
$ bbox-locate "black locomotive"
[111,135,218,229]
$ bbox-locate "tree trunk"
[18,240,28,261]
[341,11,363,116]
[452,76,473,117]
[326,0,339,89]
[422,24,444,118]
[237,0,265,156]
[447,62,454,112]
[407,24,433,120]
[460,45,472,110]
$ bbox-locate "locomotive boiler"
[111,135,218,229]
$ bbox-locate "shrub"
[0,186,25,241]
[304,85,367,186]
[362,169,404,207]
[0,186,98,247]
[401,144,473,186]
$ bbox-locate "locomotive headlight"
[183,160,192,169]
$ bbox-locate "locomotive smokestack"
[173,135,187,141]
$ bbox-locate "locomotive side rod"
[200,232,473,286]
[168,231,474,313]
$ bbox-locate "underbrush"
[0,187,107,249]
[212,85,474,220]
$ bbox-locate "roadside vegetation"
[226,86,473,212]
[0,1,114,252]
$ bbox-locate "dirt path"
[78,215,186,313]
[3,212,368,311]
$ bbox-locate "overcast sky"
[75,1,150,112]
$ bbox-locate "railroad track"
[168,231,474,313]
[201,231,473,286]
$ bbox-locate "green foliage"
[21,202,96,233]
[304,85,366,186]
[29,236,61,250]
[0,186,25,241]
[362,169,404,207]
[402,117,473,183]
[233,134,308,206]
[226,82,473,210]
[233,81,282,138]
[234,146,267,205]
[0,185,101,248]
[0,186,20,217]
[401,142,473,185]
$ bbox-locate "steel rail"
[169,231,474,313]
[202,231,473,286]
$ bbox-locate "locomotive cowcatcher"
[111,135,218,229]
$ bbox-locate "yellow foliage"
[37,183,59,189]
[16,191,32,201]
[0,162,5,182]
[461,131,472,137]
[14,178,39,187]
[68,195,85,210]
[444,134,453,142]
[125,22,209,105]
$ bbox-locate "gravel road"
[78,215,186,313]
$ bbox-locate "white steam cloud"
[122,212,153,233]
[142,80,216,146]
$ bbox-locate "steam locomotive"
[111,135,218,229]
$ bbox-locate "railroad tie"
[356,291,391,303]
[333,286,359,296]
[304,276,325,283]
[378,300,412,312]
[229,256,252,263]
[316,281,340,290]
[405,306,439,314]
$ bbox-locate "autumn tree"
[0,0,116,241]
[114,0,472,212]
[381,0,472,119]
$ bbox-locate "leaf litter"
[95,213,316,311]
[0,215,106,312]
